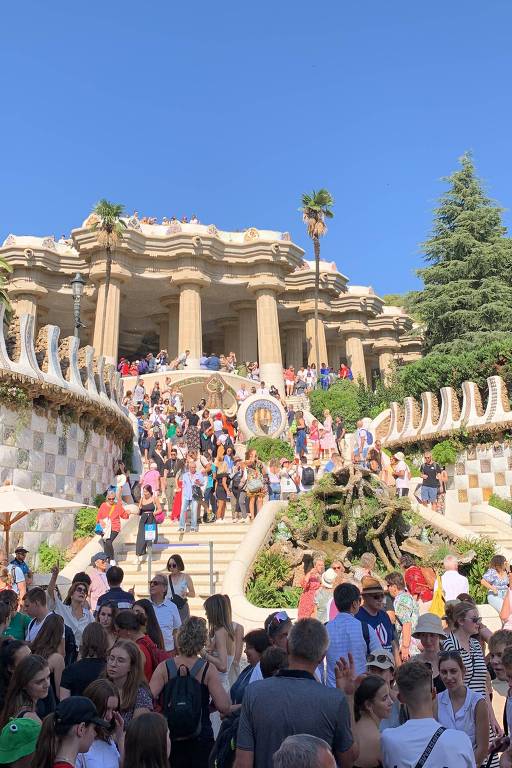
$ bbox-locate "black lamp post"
[71,272,86,338]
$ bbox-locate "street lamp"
[71,272,86,338]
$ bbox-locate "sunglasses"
[150,580,165,586]
[368,593,385,600]
[169,563,177,568]
[74,586,88,595]
[367,653,394,666]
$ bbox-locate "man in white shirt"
[256,381,269,397]
[434,555,469,601]
[237,384,248,402]
[24,586,52,642]
[381,659,475,768]
[149,573,181,651]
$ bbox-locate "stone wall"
[450,441,512,506]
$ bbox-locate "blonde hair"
[204,594,234,641]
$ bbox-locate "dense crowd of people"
[2,545,512,767]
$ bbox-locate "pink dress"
[309,424,320,458]
[320,415,336,451]
[298,572,322,618]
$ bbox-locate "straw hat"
[412,612,446,638]
[361,576,384,595]
[393,451,405,461]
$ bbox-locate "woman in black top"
[60,622,108,699]
[184,408,201,454]
[135,484,162,560]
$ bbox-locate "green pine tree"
[408,153,512,353]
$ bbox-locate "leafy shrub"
[246,437,294,463]
[431,440,459,466]
[37,542,69,573]
[489,494,512,516]
[246,551,299,608]
[309,380,361,430]
[93,493,106,508]
[74,507,98,540]
[281,491,322,541]
[456,537,497,604]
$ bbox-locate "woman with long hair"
[0,589,30,641]
[60,623,109,699]
[0,639,31,711]
[165,554,195,623]
[123,712,170,768]
[352,675,393,768]
[0,654,50,727]
[104,640,153,727]
[76,679,125,768]
[223,595,244,686]
[47,564,93,647]
[435,650,489,767]
[96,601,118,649]
[245,449,266,521]
[133,599,165,650]
[214,459,230,522]
[150,617,230,768]
[134,484,162,564]
[114,611,158,682]
[29,614,65,699]
[32,696,107,768]
[297,557,325,620]
[203,594,235,688]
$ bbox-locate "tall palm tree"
[90,199,126,357]
[300,189,334,380]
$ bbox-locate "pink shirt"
[141,469,161,493]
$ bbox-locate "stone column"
[92,279,121,363]
[158,316,169,352]
[283,323,304,369]
[15,294,38,318]
[327,341,344,370]
[254,289,284,395]
[175,278,210,370]
[345,333,367,384]
[304,314,329,367]
[219,318,240,359]
[379,349,397,383]
[233,302,258,362]
[9,283,48,326]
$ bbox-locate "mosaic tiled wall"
[0,406,121,504]
[449,442,512,506]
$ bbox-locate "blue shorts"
[421,485,438,503]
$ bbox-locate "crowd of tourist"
[2,544,512,766]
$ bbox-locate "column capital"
[247,275,286,295]
[231,300,256,313]
[372,337,400,353]
[297,301,331,318]
[281,320,304,332]
[160,295,180,308]
[7,281,48,299]
[217,316,239,329]
[172,270,211,289]
[89,264,131,284]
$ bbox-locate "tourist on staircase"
[165,554,195,623]
[96,491,129,565]
[134,484,162,564]
[148,574,181,653]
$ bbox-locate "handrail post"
[209,540,214,595]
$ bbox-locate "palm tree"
[300,189,334,380]
[90,199,126,357]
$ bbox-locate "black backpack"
[301,466,315,487]
[163,658,208,741]
[231,471,243,492]
[208,710,240,768]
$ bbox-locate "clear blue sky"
[2,1,511,295]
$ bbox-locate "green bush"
[456,537,497,604]
[489,494,512,516]
[246,551,299,608]
[431,440,459,466]
[74,507,98,539]
[37,542,69,573]
[93,493,106,508]
[309,380,361,430]
[246,437,294,463]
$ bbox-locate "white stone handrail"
[372,375,512,446]
[222,500,298,630]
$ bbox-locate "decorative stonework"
[243,227,259,242]
[207,224,219,236]
[237,394,287,439]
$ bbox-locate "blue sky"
[1,1,511,295]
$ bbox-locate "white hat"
[321,568,337,588]
[393,451,405,461]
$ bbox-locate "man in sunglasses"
[248,611,292,684]
[356,576,398,662]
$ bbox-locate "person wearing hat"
[88,553,109,612]
[413,612,447,693]
[356,576,398,659]
[391,452,410,497]
[32,696,110,768]
[9,548,28,600]
[0,716,41,767]
[314,568,337,623]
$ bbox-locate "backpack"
[365,429,374,446]
[208,710,240,768]
[231,471,243,492]
[301,467,315,487]
[162,658,208,741]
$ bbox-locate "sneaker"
[191,528,198,532]
[240,518,247,524]
[178,528,185,532]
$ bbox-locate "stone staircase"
[465,507,512,557]
[284,394,311,413]
[114,516,248,616]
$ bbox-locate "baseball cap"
[0,718,41,763]
[14,546,28,554]
[54,696,110,729]
[91,552,108,565]
[366,649,395,670]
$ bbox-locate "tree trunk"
[99,241,112,358]
[313,234,320,386]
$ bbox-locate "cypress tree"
[409,153,512,353]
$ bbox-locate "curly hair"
[176,617,207,657]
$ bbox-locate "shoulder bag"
[413,727,446,768]
[168,575,187,610]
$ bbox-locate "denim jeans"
[269,483,281,501]
[180,498,198,530]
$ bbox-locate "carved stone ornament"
[3,234,16,246]
[243,227,259,242]
[207,224,219,236]
[41,237,56,251]
[280,232,291,241]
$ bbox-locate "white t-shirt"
[237,388,248,401]
[381,717,476,768]
[151,598,182,651]
[395,460,410,490]
[8,565,25,596]
[76,737,120,768]
[434,571,470,601]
